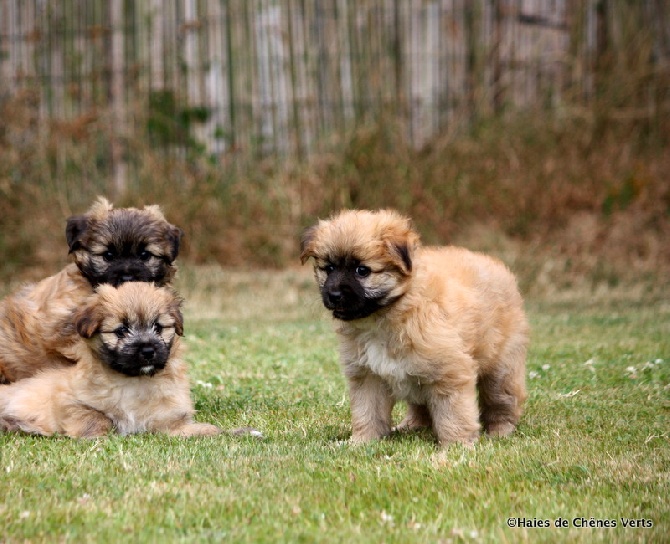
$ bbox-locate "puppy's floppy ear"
[165,225,184,263]
[387,241,413,274]
[73,302,104,339]
[66,215,91,253]
[383,218,420,275]
[170,303,184,336]
[166,290,185,336]
[300,224,319,264]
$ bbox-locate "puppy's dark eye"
[102,250,116,262]
[114,326,130,338]
[139,250,152,262]
[322,264,336,274]
[153,323,163,334]
[355,265,371,278]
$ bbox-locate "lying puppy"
[301,209,529,447]
[0,282,220,438]
[0,197,183,383]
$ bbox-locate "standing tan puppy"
[301,209,528,447]
[0,197,183,383]
[0,282,220,438]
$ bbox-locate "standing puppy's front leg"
[347,372,394,443]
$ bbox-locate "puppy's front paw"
[171,422,222,437]
[348,434,371,445]
[438,430,480,449]
[349,429,391,444]
[485,421,516,437]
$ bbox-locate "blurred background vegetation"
[0,0,668,294]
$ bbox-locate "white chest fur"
[76,372,190,436]
[357,336,427,403]
[104,382,158,434]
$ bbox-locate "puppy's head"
[66,196,184,287]
[300,209,420,321]
[74,282,184,377]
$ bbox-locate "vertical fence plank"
[285,0,302,158]
[0,0,667,171]
[109,0,126,195]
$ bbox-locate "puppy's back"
[408,245,528,369]
[0,264,89,382]
[415,246,522,304]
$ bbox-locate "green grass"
[1,269,668,543]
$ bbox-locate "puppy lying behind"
[301,209,529,448]
[0,197,183,383]
[0,282,220,438]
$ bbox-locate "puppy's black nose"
[327,290,343,304]
[121,274,135,283]
[140,345,155,360]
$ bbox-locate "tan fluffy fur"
[301,209,528,447]
[0,197,181,383]
[0,283,220,438]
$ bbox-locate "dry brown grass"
[1,90,668,296]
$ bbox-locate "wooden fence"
[1,1,668,176]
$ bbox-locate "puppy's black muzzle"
[322,274,354,311]
[139,344,157,361]
[321,275,381,321]
[325,287,346,307]
[134,341,168,373]
[108,263,157,287]
[102,338,170,377]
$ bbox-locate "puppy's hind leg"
[478,337,527,437]
[427,378,481,447]
[62,405,114,438]
[394,403,432,433]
